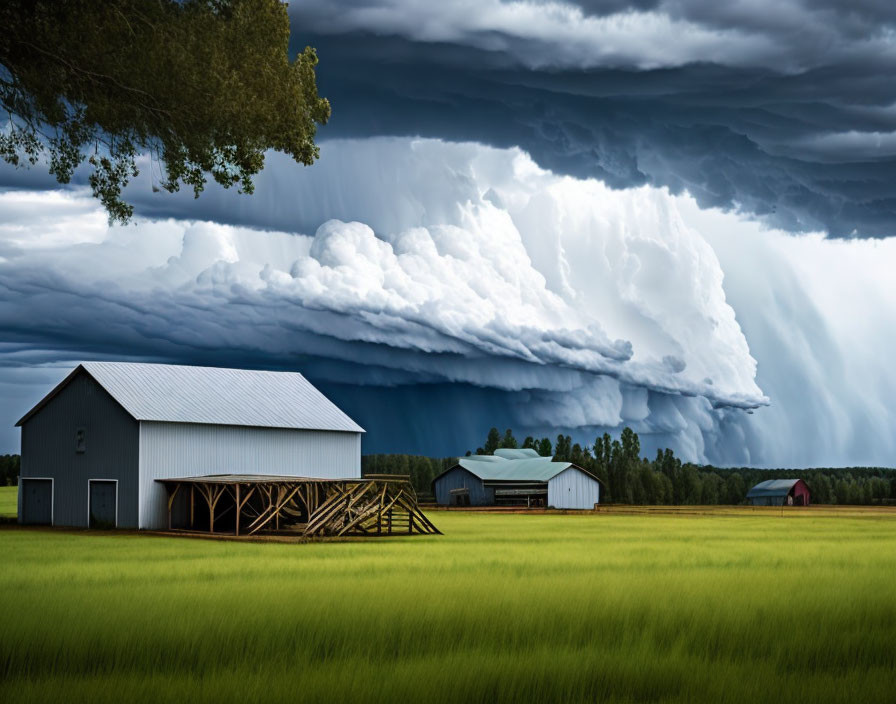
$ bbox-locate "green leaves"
[0,0,330,224]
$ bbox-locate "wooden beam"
[201,483,227,533]
[377,483,387,535]
[166,483,181,531]
[162,477,440,538]
[245,483,305,535]
[237,485,256,513]
[303,481,372,536]
[275,483,280,531]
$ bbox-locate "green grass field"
[2,511,896,703]
[0,485,16,517]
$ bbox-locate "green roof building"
[433,449,604,509]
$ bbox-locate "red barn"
[746,479,810,506]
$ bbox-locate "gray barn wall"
[433,467,494,506]
[138,422,361,529]
[19,371,139,527]
[548,467,601,509]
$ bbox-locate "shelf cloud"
[0,139,763,457]
[2,138,894,464]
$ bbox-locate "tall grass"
[2,512,896,703]
[0,485,16,517]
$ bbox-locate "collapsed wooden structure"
[156,474,440,538]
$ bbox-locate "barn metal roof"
[493,448,542,459]
[17,362,365,433]
[456,454,599,483]
[746,479,803,497]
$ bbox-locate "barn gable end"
[19,368,140,527]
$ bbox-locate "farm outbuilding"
[15,362,370,530]
[432,448,604,509]
[746,479,810,506]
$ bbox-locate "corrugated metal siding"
[433,467,494,506]
[138,422,361,529]
[548,467,601,509]
[19,371,139,527]
[81,362,364,432]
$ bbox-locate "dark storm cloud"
[6,2,895,236]
[277,1,896,237]
[297,35,896,237]
[293,1,896,72]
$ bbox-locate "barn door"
[21,478,53,525]
[89,480,117,529]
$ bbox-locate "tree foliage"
[0,0,329,222]
[361,454,456,501]
[0,455,20,486]
[458,428,896,506]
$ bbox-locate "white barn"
[16,362,364,529]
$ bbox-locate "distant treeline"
[362,454,457,500]
[363,427,896,505]
[3,440,893,504]
[0,455,20,486]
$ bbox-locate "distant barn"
[746,479,810,506]
[16,362,364,529]
[432,448,604,509]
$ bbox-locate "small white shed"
[547,465,602,510]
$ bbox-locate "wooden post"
[377,483,384,535]
[190,484,195,529]
[208,484,221,533]
[235,483,240,536]
[387,508,392,534]
[166,483,181,531]
[408,511,414,534]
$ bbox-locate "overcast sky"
[1,1,894,465]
